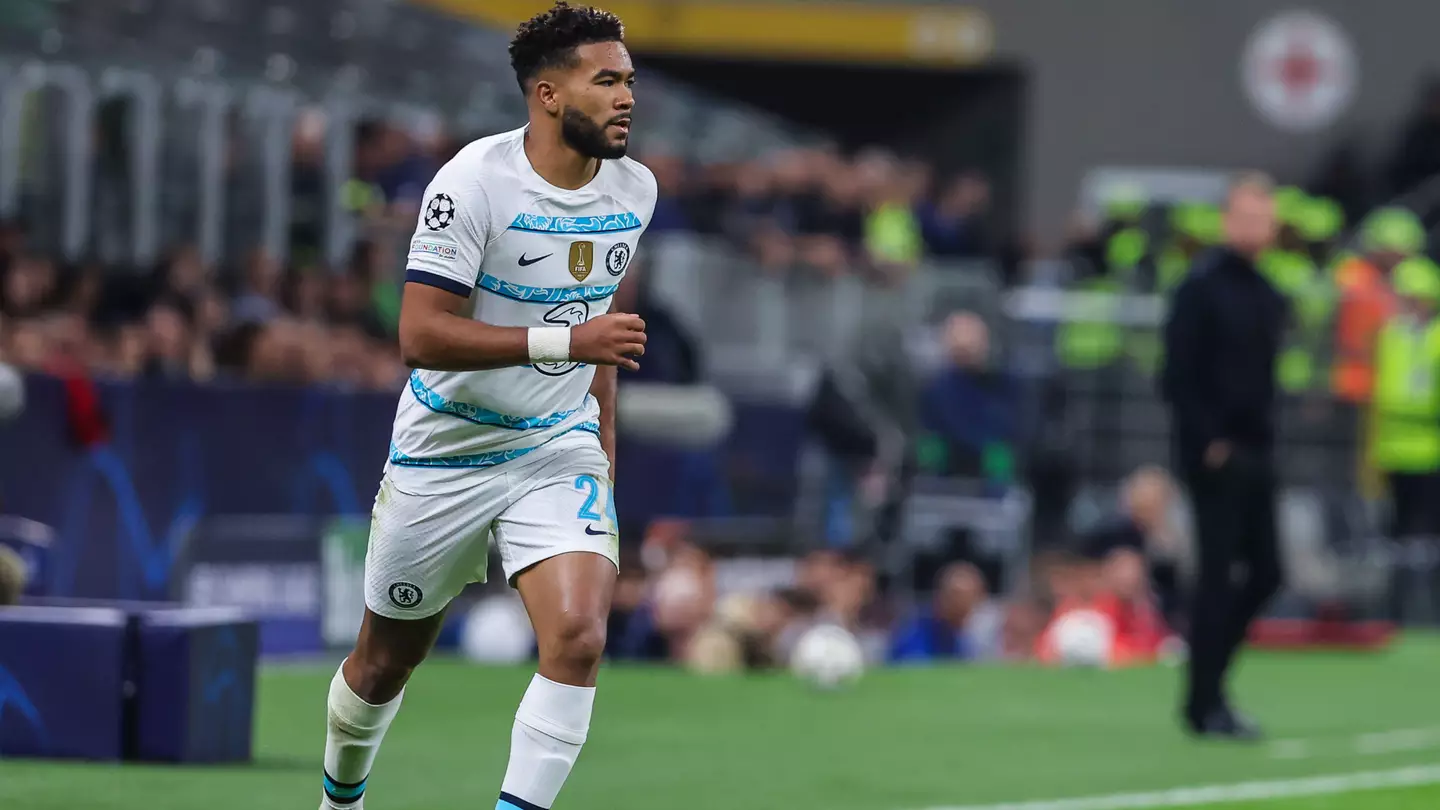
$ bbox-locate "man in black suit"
[1162,173,1287,740]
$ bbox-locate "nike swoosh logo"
[517,253,552,267]
[584,525,614,537]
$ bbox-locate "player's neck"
[524,129,601,191]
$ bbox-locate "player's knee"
[546,613,608,672]
[344,652,417,703]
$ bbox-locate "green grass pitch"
[3,637,1439,809]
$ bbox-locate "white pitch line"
[1266,740,1311,761]
[1267,726,1440,760]
[911,764,1440,810]
[1355,728,1440,756]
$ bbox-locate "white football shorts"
[363,429,618,620]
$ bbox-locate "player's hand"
[570,313,646,371]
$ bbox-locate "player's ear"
[535,79,561,116]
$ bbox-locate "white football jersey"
[388,126,656,480]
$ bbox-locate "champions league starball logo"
[424,194,456,231]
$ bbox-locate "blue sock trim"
[324,772,368,803]
[497,791,548,810]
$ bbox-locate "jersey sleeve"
[637,162,660,232]
[405,164,491,298]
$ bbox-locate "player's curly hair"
[509,2,625,91]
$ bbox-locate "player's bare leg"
[320,608,447,809]
[497,551,617,810]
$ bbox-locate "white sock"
[320,664,404,809]
[497,674,596,810]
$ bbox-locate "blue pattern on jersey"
[409,371,582,430]
[507,212,642,234]
[389,421,600,468]
[476,272,619,304]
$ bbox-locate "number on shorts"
[575,475,602,521]
[574,475,619,524]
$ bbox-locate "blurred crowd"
[601,465,1184,673]
[0,116,447,391]
[0,111,1004,389]
[0,240,408,391]
[646,146,1001,281]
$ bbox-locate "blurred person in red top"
[1035,543,1173,668]
[1092,546,1172,666]
[1079,466,1187,632]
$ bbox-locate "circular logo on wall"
[605,242,631,276]
[1241,10,1357,133]
[424,193,456,231]
[388,582,424,609]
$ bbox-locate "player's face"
[556,41,636,160]
[1224,184,1277,256]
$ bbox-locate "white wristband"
[528,327,571,364]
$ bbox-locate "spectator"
[823,551,877,629]
[919,311,1017,483]
[606,561,669,661]
[282,267,329,323]
[61,263,106,320]
[998,599,1047,662]
[641,152,693,234]
[861,153,924,281]
[1034,543,1171,668]
[612,258,702,385]
[1,255,57,318]
[1332,207,1425,403]
[794,152,863,277]
[348,118,394,217]
[243,317,305,383]
[889,562,1003,662]
[1079,466,1186,630]
[0,219,26,270]
[920,172,992,259]
[155,245,210,308]
[378,123,436,211]
[650,542,717,661]
[796,548,846,595]
[363,336,406,392]
[142,298,208,380]
[683,161,739,237]
[231,249,283,324]
[723,159,796,275]
[289,108,328,266]
[756,587,822,667]
[96,320,148,379]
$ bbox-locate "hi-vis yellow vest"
[1372,317,1440,472]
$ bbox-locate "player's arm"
[400,287,648,372]
[399,284,528,370]
[398,177,647,372]
[590,364,618,481]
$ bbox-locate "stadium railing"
[0,13,808,268]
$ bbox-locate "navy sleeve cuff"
[405,269,472,298]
